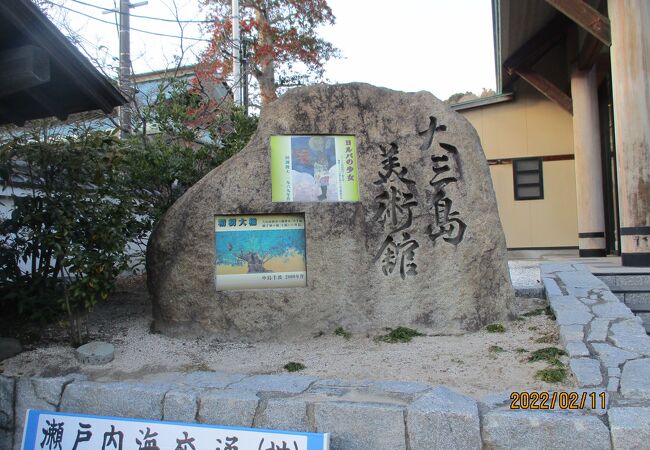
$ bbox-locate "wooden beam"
[577,0,608,69]
[0,45,50,97]
[503,15,571,89]
[545,0,611,46]
[578,33,605,69]
[514,67,573,114]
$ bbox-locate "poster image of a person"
[289,135,336,201]
[313,150,330,201]
[308,136,333,201]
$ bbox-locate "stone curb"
[0,369,645,450]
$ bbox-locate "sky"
[46,0,496,101]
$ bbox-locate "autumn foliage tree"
[200,0,340,106]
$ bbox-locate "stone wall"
[2,369,649,450]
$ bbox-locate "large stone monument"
[147,83,514,340]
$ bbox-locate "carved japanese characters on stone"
[373,143,420,279]
[373,115,467,279]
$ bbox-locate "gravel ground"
[0,274,575,398]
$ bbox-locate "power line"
[46,1,213,42]
[68,0,215,23]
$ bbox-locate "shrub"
[0,127,145,344]
[486,323,506,333]
[284,362,306,372]
[375,326,423,343]
[0,78,258,345]
[334,326,351,339]
[528,347,566,366]
[535,367,566,383]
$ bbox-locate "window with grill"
[513,158,544,200]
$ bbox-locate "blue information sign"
[23,409,329,450]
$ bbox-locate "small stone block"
[591,302,635,319]
[478,391,512,410]
[565,286,591,298]
[549,296,593,326]
[565,341,590,358]
[591,343,638,367]
[406,386,481,450]
[229,374,317,394]
[182,371,246,389]
[559,325,585,347]
[587,319,610,342]
[609,407,650,450]
[607,377,619,393]
[610,320,650,355]
[608,367,621,377]
[254,397,310,432]
[60,381,167,420]
[542,277,563,296]
[616,275,650,288]
[621,359,650,400]
[570,358,603,387]
[75,341,114,365]
[163,390,198,423]
[482,410,610,450]
[313,401,405,450]
[16,375,86,448]
[197,389,258,427]
[308,378,429,401]
[557,272,608,289]
[596,275,617,287]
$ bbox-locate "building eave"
[0,0,127,126]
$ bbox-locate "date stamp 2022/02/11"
[510,391,607,410]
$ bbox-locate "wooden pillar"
[608,0,650,266]
[571,65,606,257]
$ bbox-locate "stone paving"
[541,263,650,394]
[541,262,650,450]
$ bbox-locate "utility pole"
[105,1,147,138]
[232,0,242,106]
[242,38,248,114]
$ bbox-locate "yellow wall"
[460,89,579,248]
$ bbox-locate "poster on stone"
[214,214,307,290]
[271,134,359,202]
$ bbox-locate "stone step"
[608,285,650,293]
[595,272,650,288]
[626,302,650,313]
[604,286,650,316]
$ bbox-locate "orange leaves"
[200,0,340,105]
